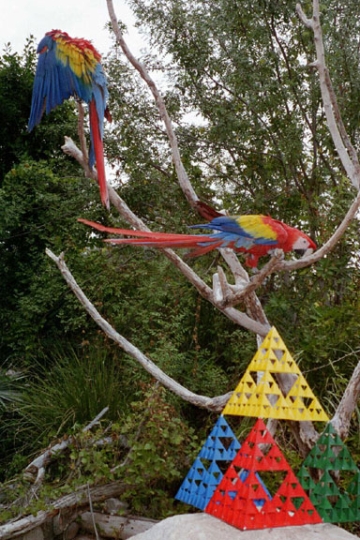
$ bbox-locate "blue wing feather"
[28,35,72,130]
[28,33,103,131]
[190,216,278,248]
[190,216,255,237]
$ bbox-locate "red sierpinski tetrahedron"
[206,419,322,530]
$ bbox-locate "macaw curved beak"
[294,247,314,257]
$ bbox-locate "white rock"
[131,513,358,540]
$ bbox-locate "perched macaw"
[28,29,111,209]
[78,214,316,268]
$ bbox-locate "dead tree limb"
[295,0,360,437]
[332,359,360,438]
[296,1,360,189]
[45,249,231,411]
[24,407,110,485]
[0,482,128,540]
[105,0,198,208]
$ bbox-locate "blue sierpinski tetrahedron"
[175,416,241,510]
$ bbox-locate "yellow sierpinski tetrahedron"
[223,327,329,422]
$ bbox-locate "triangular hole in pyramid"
[222,327,329,421]
[206,419,322,530]
[175,416,242,511]
[218,436,235,451]
[298,423,360,523]
[256,470,287,498]
[273,348,284,360]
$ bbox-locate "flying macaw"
[78,214,316,268]
[28,29,111,209]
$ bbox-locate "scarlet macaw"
[28,29,111,209]
[78,214,316,268]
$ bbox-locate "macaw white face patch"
[292,236,313,251]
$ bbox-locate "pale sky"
[2,0,145,57]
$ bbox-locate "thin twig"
[87,483,100,540]
[83,407,109,433]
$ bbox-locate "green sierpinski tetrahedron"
[297,423,360,523]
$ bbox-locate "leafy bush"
[0,346,131,463]
[0,385,198,522]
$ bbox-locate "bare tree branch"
[0,482,128,540]
[62,128,270,334]
[106,0,198,207]
[294,0,360,438]
[296,1,360,189]
[23,407,110,485]
[332,359,360,438]
[76,101,90,170]
[62,136,88,171]
[213,250,284,309]
[45,248,231,411]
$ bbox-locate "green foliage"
[0,159,108,360]
[0,386,198,522]
[0,370,24,409]
[0,39,36,183]
[114,385,198,517]
[1,346,130,454]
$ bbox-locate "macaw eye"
[293,237,308,250]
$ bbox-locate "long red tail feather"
[89,101,109,210]
[78,218,215,252]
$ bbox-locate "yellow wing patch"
[236,215,279,241]
[56,38,98,82]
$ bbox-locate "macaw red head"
[244,222,317,268]
[286,227,317,257]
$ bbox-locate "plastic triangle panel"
[347,473,360,519]
[249,327,301,375]
[199,415,241,461]
[206,419,322,530]
[298,423,360,523]
[175,416,240,510]
[223,327,329,421]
